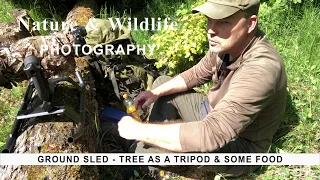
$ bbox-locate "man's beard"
[209,44,225,54]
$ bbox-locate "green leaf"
[283,168,290,174]
[133,170,139,177]
[304,178,313,180]
[214,175,221,180]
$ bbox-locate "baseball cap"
[192,0,260,19]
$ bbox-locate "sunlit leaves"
[149,0,208,75]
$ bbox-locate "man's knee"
[152,75,171,89]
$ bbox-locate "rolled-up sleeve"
[179,58,281,152]
[180,51,217,89]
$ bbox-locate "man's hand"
[118,116,142,140]
[134,75,189,109]
[118,115,183,152]
[134,91,159,109]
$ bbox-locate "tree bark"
[1,59,100,179]
[0,9,40,47]
[1,1,101,179]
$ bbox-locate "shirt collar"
[225,28,265,71]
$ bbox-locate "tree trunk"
[1,58,100,179]
[0,1,101,179]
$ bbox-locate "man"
[118,0,287,177]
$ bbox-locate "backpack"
[83,18,159,105]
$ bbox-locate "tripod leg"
[2,118,23,153]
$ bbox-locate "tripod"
[2,56,85,153]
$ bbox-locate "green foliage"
[2,0,75,35]
[0,0,15,22]
[0,86,25,149]
[261,0,314,5]
[150,0,208,75]
[258,1,320,154]
[254,165,320,179]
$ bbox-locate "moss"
[49,167,64,178]
[70,7,95,27]
[66,165,81,179]
[39,143,56,153]
[79,166,100,179]
[26,166,47,180]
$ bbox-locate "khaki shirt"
[179,29,287,152]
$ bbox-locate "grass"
[242,2,320,179]
[0,0,23,148]
[0,0,74,34]
[0,85,25,148]
[259,2,320,154]
[0,0,319,179]
[0,0,15,22]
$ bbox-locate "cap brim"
[192,2,240,19]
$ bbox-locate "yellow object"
[123,93,142,122]
[159,170,165,177]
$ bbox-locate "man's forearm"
[151,75,188,97]
[136,122,183,152]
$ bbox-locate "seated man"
[118,0,287,177]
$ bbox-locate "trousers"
[128,75,261,177]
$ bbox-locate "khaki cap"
[192,0,260,19]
